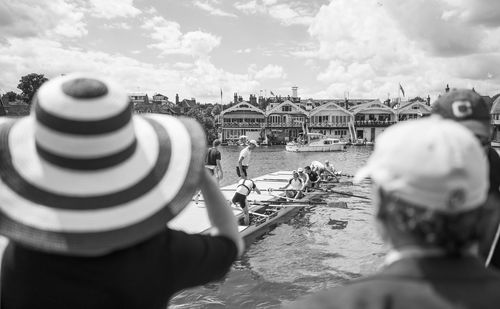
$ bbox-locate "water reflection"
[171,146,386,309]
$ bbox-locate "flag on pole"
[399,83,405,97]
[270,90,275,96]
[220,88,223,99]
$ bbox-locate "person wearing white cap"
[286,116,500,309]
[297,167,309,190]
[0,73,244,308]
[236,139,258,179]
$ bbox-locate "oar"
[257,179,354,186]
[323,188,370,200]
[251,201,348,209]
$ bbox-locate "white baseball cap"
[249,140,259,147]
[355,116,488,213]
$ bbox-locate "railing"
[355,120,395,127]
[266,122,303,128]
[309,122,349,128]
[222,122,265,128]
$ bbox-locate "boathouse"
[350,99,396,142]
[396,100,432,121]
[265,100,308,143]
[220,102,266,143]
[308,101,353,140]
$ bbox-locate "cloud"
[193,0,237,17]
[301,0,500,99]
[0,36,262,103]
[0,0,87,39]
[234,0,316,26]
[88,0,142,19]
[142,16,221,57]
[103,22,132,30]
[236,48,252,53]
[251,64,287,79]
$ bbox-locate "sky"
[1,0,500,104]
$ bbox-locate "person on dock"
[239,135,248,146]
[297,167,309,189]
[431,89,500,269]
[322,160,339,181]
[303,166,320,190]
[231,178,261,225]
[205,139,223,184]
[287,117,500,309]
[0,73,244,309]
[279,170,305,199]
[237,139,258,179]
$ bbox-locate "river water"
[170,145,387,309]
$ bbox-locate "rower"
[304,166,320,190]
[279,170,305,199]
[297,167,309,189]
[322,160,339,181]
[231,178,261,225]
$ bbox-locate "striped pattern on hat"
[0,73,206,256]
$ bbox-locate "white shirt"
[239,147,252,166]
[310,161,324,171]
[288,178,303,190]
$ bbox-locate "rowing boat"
[168,170,337,247]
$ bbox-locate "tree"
[4,91,18,102]
[186,106,218,144]
[17,73,48,104]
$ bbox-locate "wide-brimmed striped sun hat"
[0,73,206,256]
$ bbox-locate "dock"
[168,170,328,246]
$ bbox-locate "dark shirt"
[482,147,500,269]
[287,256,500,309]
[206,147,221,166]
[1,229,237,309]
[488,147,500,195]
[308,171,319,182]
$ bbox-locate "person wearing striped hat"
[0,73,244,308]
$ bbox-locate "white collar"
[383,247,446,267]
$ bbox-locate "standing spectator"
[206,139,223,184]
[236,139,258,179]
[0,73,244,309]
[286,117,500,309]
[431,89,500,268]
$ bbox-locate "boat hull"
[285,144,346,152]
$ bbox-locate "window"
[282,105,292,112]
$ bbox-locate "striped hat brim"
[0,114,206,256]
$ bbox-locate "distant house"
[0,97,30,117]
[128,92,149,105]
[176,98,197,114]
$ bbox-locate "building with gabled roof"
[309,101,353,140]
[350,99,396,142]
[397,101,432,121]
[265,100,308,143]
[220,102,265,144]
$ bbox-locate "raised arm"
[199,169,244,256]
